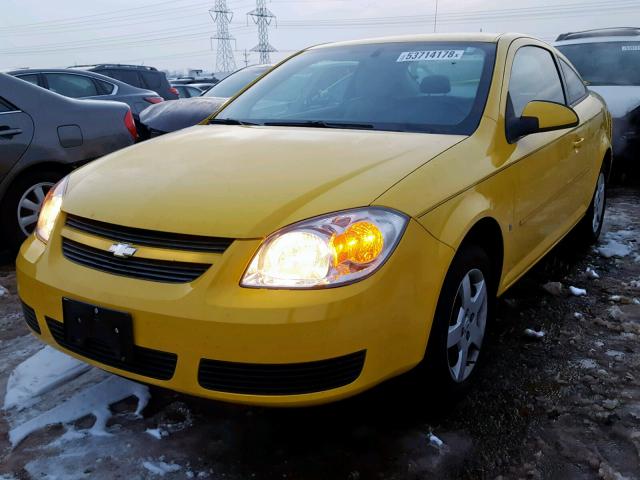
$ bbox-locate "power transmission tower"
[210,0,236,73]
[248,0,276,65]
[243,49,251,67]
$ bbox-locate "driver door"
[505,43,577,272]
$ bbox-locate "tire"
[419,244,494,399]
[575,168,606,245]
[0,170,64,252]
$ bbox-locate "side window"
[103,69,140,87]
[186,86,202,97]
[0,98,18,113]
[508,46,565,117]
[16,74,40,86]
[141,71,163,89]
[96,79,116,94]
[45,73,99,98]
[559,59,588,105]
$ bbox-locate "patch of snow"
[594,341,605,348]
[573,312,584,319]
[0,285,8,297]
[598,239,632,258]
[577,359,598,369]
[3,346,91,411]
[608,306,625,320]
[428,433,444,448]
[8,375,149,447]
[524,328,545,339]
[143,460,182,476]
[605,350,625,359]
[586,267,600,279]
[630,280,640,289]
[146,427,169,440]
[569,286,587,296]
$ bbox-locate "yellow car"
[17,33,611,407]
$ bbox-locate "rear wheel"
[0,170,63,251]
[575,169,606,245]
[420,245,494,398]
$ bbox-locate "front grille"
[21,301,40,334]
[66,214,233,253]
[46,317,177,380]
[62,238,210,283]
[198,350,366,395]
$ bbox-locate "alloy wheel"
[17,182,54,236]
[447,268,488,383]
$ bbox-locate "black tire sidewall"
[421,244,494,398]
[0,170,64,251]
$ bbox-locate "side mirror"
[507,100,579,143]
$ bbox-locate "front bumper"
[17,216,453,406]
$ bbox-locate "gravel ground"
[0,187,638,480]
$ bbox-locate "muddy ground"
[0,187,639,480]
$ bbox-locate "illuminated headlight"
[35,176,69,244]
[241,207,408,289]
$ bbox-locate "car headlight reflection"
[241,207,408,289]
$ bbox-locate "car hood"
[589,86,640,118]
[64,125,465,238]
[139,96,227,133]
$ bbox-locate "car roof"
[556,27,640,43]
[309,32,506,50]
[7,68,157,95]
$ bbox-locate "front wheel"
[420,245,494,398]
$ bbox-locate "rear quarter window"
[141,71,164,90]
[0,98,18,112]
[100,69,141,87]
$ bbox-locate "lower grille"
[198,350,366,395]
[21,302,40,334]
[46,317,177,380]
[62,238,210,283]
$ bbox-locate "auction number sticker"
[622,45,640,51]
[397,50,464,62]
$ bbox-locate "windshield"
[215,42,497,135]
[204,67,269,98]
[557,42,640,86]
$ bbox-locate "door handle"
[573,137,585,148]
[0,127,23,138]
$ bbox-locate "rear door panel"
[0,111,35,176]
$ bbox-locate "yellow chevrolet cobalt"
[17,33,611,406]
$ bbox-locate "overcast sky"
[2,0,640,73]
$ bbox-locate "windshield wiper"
[263,120,375,130]
[209,118,259,126]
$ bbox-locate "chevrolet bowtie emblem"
[108,243,137,258]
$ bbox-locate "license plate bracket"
[63,298,134,363]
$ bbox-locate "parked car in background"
[17,34,611,407]
[140,65,271,137]
[171,83,205,98]
[72,64,179,100]
[9,68,164,125]
[0,73,136,250]
[189,83,216,92]
[556,27,640,175]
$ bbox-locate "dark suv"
[72,64,179,101]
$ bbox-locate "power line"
[248,0,277,64]
[3,0,640,56]
[211,0,237,72]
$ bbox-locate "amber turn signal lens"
[331,221,384,266]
